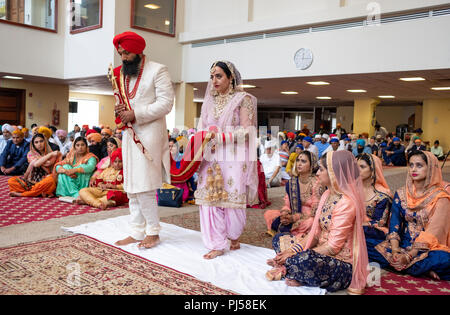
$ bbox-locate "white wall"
[113,0,184,82]
[64,0,116,79]
[182,15,450,82]
[181,0,450,42]
[0,1,66,78]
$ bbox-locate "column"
[422,99,450,153]
[353,98,379,137]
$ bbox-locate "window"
[131,0,176,37]
[70,0,102,34]
[0,0,57,32]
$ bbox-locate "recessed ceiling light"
[3,75,23,80]
[431,87,450,91]
[307,81,330,86]
[400,77,426,82]
[241,84,256,89]
[316,96,332,100]
[378,95,396,99]
[145,4,161,10]
[193,88,198,91]
[165,20,171,26]
[347,89,367,93]
[281,91,298,95]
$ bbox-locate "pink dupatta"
[305,151,369,295]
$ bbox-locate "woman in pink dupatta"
[266,150,369,294]
[195,61,259,260]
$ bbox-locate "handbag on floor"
[157,184,184,208]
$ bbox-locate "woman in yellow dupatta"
[374,151,450,280]
[54,137,99,198]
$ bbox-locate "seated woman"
[90,137,121,185]
[8,133,62,198]
[266,151,369,295]
[78,148,128,209]
[264,151,323,238]
[54,137,99,199]
[356,153,393,262]
[373,151,450,280]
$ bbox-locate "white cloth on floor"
[63,216,325,295]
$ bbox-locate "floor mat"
[63,217,326,295]
[0,235,235,295]
[0,176,127,228]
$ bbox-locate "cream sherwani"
[122,59,174,239]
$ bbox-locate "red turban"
[111,148,123,163]
[287,132,296,140]
[113,32,146,55]
[86,129,98,137]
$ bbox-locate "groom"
[112,31,174,249]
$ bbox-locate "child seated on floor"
[77,148,128,210]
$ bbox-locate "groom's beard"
[122,54,142,76]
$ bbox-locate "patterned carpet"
[0,235,235,295]
[0,176,127,228]
[365,271,450,295]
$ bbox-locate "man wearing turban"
[55,129,72,157]
[112,31,175,250]
[0,129,30,175]
[0,124,15,155]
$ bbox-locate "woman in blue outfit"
[356,154,392,262]
[373,151,450,280]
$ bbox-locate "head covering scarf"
[306,150,368,294]
[12,129,24,137]
[198,60,259,206]
[2,123,14,134]
[101,128,113,136]
[110,147,123,163]
[358,153,392,198]
[53,139,99,176]
[113,31,146,54]
[38,126,52,140]
[26,133,61,178]
[356,139,366,147]
[87,133,102,144]
[56,130,68,138]
[406,152,449,212]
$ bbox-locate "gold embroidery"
[241,96,255,122]
[227,176,234,188]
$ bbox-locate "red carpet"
[365,271,450,295]
[0,176,127,228]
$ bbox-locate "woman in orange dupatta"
[54,137,99,198]
[266,151,369,294]
[8,133,61,198]
[374,151,450,280]
[356,153,393,262]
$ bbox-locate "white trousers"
[128,190,160,240]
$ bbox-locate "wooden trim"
[70,0,103,35]
[130,0,176,38]
[0,0,58,33]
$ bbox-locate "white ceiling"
[1,68,450,107]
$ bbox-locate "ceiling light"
[431,87,450,91]
[378,95,396,99]
[165,20,171,26]
[307,81,330,86]
[241,84,256,89]
[281,91,298,95]
[145,4,161,10]
[316,96,332,100]
[193,88,198,91]
[400,77,425,82]
[347,89,367,93]
[3,75,23,80]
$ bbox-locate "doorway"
[0,87,26,126]
[68,98,99,131]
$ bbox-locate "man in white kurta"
[113,32,174,249]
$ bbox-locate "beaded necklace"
[125,55,146,100]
